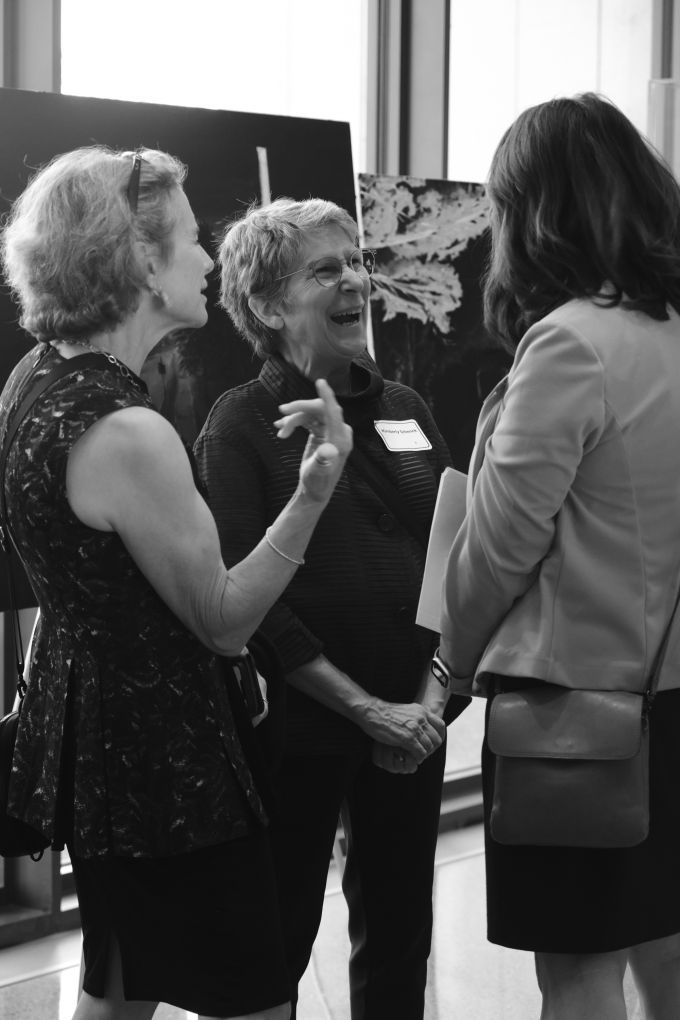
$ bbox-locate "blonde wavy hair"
[1,145,187,342]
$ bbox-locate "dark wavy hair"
[483,92,680,350]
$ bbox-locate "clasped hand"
[363,699,445,774]
[372,742,420,774]
[275,379,353,503]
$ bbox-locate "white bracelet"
[264,526,305,566]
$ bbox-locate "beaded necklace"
[49,339,142,388]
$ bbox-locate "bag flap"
[488,687,643,760]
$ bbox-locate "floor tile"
[0,822,647,1019]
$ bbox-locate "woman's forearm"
[194,487,329,655]
[414,658,452,717]
[286,654,446,760]
[96,385,351,657]
[286,653,374,721]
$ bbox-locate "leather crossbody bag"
[487,581,680,848]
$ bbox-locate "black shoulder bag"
[0,353,103,858]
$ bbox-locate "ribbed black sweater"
[194,355,452,752]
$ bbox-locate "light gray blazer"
[440,297,680,696]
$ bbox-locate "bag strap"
[349,443,429,549]
[0,352,106,702]
[645,578,680,704]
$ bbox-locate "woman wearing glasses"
[195,198,459,1020]
[0,149,352,1020]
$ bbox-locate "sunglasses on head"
[126,152,143,214]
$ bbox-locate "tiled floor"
[0,823,643,1019]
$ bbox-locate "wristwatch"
[430,647,452,689]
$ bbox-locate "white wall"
[60,0,368,169]
[448,0,653,183]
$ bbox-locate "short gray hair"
[1,145,187,342]
[217,197,359,359]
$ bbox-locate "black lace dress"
[0,343,289,1014]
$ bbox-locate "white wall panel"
[448,0,654,183]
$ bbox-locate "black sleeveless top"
[0,343,266,858]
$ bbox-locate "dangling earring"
[150,287,168,306]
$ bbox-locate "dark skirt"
[71,831,290,1016]
[483,681,680,954]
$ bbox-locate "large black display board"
[0,87,356,608]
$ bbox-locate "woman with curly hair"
[195,196,456,1020]
[0,145,351,1020]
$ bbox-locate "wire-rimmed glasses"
[276,248,376,288]
[126,152,143,214]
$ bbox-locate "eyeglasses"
[126,152,143,214]
[276,248,376,289]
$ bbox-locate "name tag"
[374,419,432,452]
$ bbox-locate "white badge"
[373,419,432,452]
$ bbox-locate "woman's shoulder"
[24,347,150,411]
[8,353,152,487]
[379,377,439,425]
[48,371,151,457]
[381,376,427,405]
[530,294,673,340]
[524,296,680,372]
[199,376,271,436]
[0,344,51,424]
[525,297,607,339]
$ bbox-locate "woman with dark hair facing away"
[194,197,464,1020]
[437,93,680,1018]
[0,146,352,1020]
